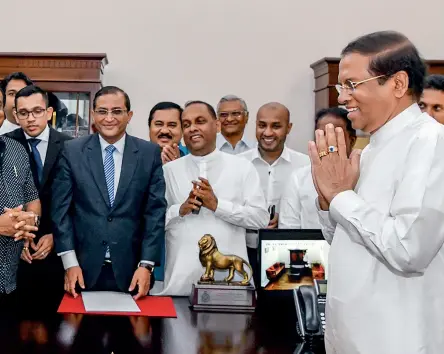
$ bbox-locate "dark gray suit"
[51,133,166,291]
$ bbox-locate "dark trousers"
[90,263,155,293]
[247,247,260,289]
[90,263,121,292]
[0,290,18,315]
[16,253,65,317]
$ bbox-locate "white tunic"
[155,149,269,296]
[239,146,310,247]
[278,165,322,229]
[318,104,444,354]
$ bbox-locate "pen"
[13,166,17,177]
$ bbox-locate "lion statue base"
[197,234,253,286]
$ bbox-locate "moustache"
[158,133,172,140]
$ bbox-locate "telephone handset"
[293,279,327,339]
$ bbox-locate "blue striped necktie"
[103,145,116,260]
[104,145,116,206]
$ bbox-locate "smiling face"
[92,92,133,144]
[256,104,292,153]
[149,108,182,147]
[337,53,398,133]
[182,103,219,156]
[217,100,248,137]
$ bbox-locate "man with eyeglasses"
[309,31,444,354]
[52,86,166,301]
[216,95,256,154]
[5,85,72,313]
[419,74,444,124]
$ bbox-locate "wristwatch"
[138,262,154,273]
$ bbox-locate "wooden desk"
[0,296,326,353]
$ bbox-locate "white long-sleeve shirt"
[318,104,444,354]
[278,165,322,229]
[153,149,269,296]
[239,146,310,247]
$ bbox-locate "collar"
[189,147,220,164]
[0,119,19,132]
[24,124,50,142]
[369,103,421,147]
[251,145,292,164]
[216,132,255,149]
[98,133,126,154]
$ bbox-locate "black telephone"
[294,279,327,340]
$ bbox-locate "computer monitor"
[258,229,329,292]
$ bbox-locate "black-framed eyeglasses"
[15,107,47,120]
[335,75,386,95]
[94,109,127,118]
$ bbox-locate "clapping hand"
[161,144,181,165]
[192,178,218,212]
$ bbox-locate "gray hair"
[216,95,248,112]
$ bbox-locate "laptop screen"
[258,229,330,291]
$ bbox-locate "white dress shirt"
[153,149,269,296]
[216,132,256,154]
[239,146,310,248]
[317,104,444,354]
[24,124,50,164]
[278,165,322,229]
[0,119,19,135]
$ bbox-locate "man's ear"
[350,135,357,149]
[393,71,409,98]
[286,122,293,135]
[46,107,54,122]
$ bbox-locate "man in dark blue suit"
[52,86,166,300]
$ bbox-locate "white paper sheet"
[82,291,141,312]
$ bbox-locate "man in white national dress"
[155,100,269,296]
[310,30,444,354]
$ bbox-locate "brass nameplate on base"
[189,282,256,313]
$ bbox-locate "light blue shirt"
[216,132,256,155]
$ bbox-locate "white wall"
[4,0,444,152]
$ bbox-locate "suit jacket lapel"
[112,136,139,210]
[40,128,61,189]
[87,134,110,207]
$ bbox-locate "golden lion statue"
[198,234,252,285]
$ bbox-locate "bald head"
[256,101,292,154]
[257,102,290,123]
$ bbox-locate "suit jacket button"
[107,217,113,222]
[102,241,107,245]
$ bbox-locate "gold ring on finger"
[319,151,328,158]
[23,246,28,251]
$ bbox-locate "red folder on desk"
[58,294,177,317]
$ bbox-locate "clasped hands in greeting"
[308,123,362,210]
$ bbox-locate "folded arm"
[329,131,444,273]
